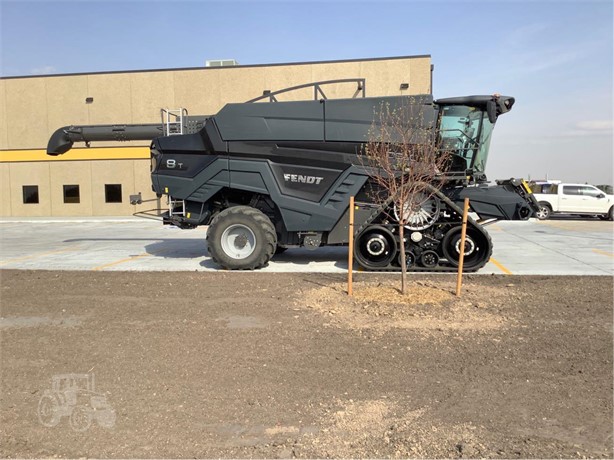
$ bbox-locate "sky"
[1,0,612,184]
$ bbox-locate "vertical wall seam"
[48,161,53,216]
[129,74,134,124]
[172,70,176,111]
[408,61,412,96]
[133,159,138,212]
[3,81,8,149]
[8,164,13,216]
[86,75,91,123]
[44,78,54,216]
[89,158,93,216]
[44,77,50,149]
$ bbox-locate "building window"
[105,184,122,203]
[22,185,39,204]
[63,185,80,204]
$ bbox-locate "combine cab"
[47,79,538,272]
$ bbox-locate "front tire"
[535,203,551,220]
[207,206,276,270]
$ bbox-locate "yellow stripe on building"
[0,147,150,163]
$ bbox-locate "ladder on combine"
[161,108,189,218]
[161,108,188,136]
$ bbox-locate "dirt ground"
[0,270,612,458]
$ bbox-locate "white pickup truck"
[529,181,614,220]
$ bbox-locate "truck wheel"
[535,203,551,220]
[207,206,276,270]
[609,206,613,221]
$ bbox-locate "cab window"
[439,105,483,171]
[562,186,582,196]
[579,186,602,197]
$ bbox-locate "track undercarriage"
[352,187,492,272]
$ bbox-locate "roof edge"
[0,54,432,80]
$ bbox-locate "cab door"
[560,185,584,212]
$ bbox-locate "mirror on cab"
[486,100,497,124]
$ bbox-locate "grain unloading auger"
[47,80,539,272]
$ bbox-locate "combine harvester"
[47,79,538,272]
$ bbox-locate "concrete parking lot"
[0,217,612,275]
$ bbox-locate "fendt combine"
[47,79,538,272]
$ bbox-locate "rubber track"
[353,185,493,273]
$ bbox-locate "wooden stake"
[456,198,470,296]
[348,196,355,296]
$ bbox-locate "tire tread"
[206,206,276,270]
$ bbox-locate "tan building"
[0,55,432,217]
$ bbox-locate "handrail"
[245,78,366,103]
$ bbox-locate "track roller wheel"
[355,226,397,269]
[397,251,417,270]
[442,226,492,271]
[419,250,440,268]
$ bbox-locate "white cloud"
[470,23,607,85]
[30,65,57,75]
[568,120,613,136]
[502,23,549,48]
[575,120,613,131]
[514,50,581,74]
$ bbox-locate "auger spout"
[46,123,165,155]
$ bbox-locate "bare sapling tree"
[363,101,451,294]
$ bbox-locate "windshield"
[438,105,491,173]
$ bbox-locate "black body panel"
[215,95,435,144]
[324,95,434,142]
[446,184,530,220]
[270,163,343,202]
[216,100,325,141]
